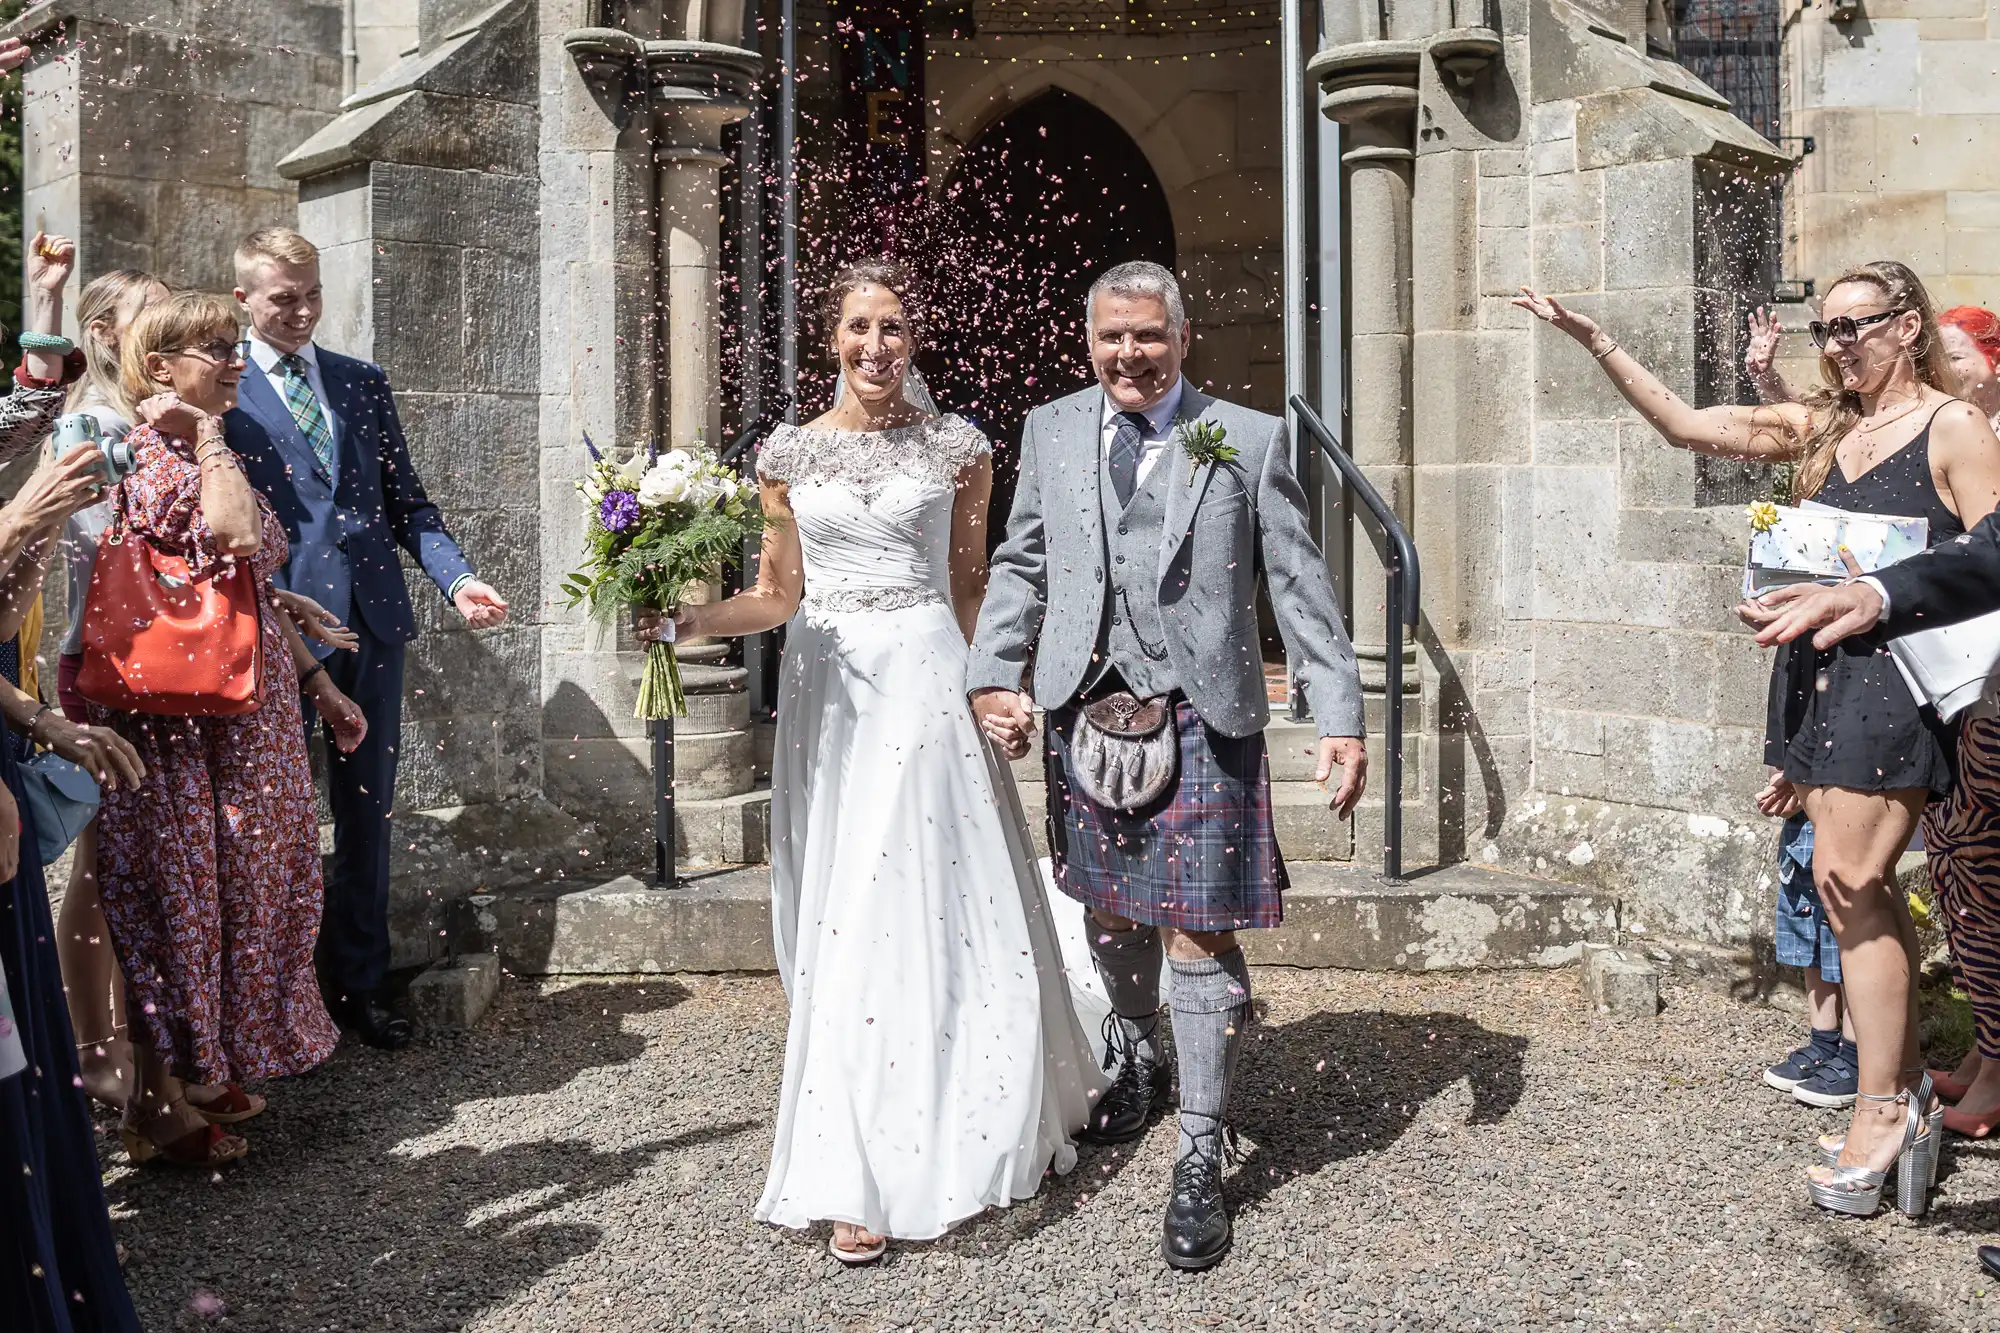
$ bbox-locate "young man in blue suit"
[227,228,510,1049]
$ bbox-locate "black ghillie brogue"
[1077,1012,1168,1145]
[1162,1125,1236,1271]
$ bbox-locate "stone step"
[676,788,770,865]
[464,861,1619,975]
[545,735,756,808]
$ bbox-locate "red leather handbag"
[76,483,263,716]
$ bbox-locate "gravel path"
[107,969,2000,1332]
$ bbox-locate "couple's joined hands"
[968,687,1371,819]
[971,687,1036,758]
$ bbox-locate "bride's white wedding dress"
[751,413,1102,1241]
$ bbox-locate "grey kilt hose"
[1045,698,1288,931]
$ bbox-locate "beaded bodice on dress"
[755,414,991,612]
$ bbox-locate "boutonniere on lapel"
[1172,418,1237,486]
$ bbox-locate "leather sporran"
[1070,692,1178,812]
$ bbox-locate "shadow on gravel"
[1228,1008,1529,1219]
[931,1006,1531,1258]
[108,979,737,1333]
[1822,1228,1963,1330]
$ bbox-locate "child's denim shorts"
[1775,812,1841,982]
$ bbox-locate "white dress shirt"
[246,330,339,481]
[1099,378,1185,488]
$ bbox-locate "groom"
[967,261,1367,1270]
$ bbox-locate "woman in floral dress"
[90,292,368,1166]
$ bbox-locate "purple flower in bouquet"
[599,490,640,532]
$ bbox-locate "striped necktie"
[1108,411,1149,507]
[278,352,337,479]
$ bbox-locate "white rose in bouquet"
[638,461,691,508]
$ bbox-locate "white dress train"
[752,415,1103,1241]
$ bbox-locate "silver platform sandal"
[1818,1073,1943,1189]
[1808,1082,1934,1217]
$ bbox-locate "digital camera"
[52,413,137,483]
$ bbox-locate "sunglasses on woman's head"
[1809,309,1905,349]
[177,339,246,364]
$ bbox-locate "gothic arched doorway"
[921,89,1176,482]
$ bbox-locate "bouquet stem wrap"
[636,636,686,720]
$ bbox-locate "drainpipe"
[1282,0,1308,720]
[343,0,359,97]
[777,0,798,424]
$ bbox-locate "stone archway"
[919,88,1176,475]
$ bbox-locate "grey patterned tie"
[1108,411,1149,507]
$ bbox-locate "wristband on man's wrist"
[17,331,71,353]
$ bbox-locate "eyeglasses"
[1809,309,1905,349]
[176,339,247,365]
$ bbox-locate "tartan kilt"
[1044,697,1288,931]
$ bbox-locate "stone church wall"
[1330,0,1797,944]
[7,1,343,291]
[1785,0,2000,313]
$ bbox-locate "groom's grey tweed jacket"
[966,382,1364,739]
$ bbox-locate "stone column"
[648,42,759,449]
[1310,43,1420,867]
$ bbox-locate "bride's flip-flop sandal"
[829,1230,887,1266]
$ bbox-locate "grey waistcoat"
[1092,445,1178,698]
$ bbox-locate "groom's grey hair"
[1086,261,1187,336]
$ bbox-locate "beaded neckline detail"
[755,413,991,504]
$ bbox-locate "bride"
[660,260,1101,1262]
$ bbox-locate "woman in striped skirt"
[1924,305,2000,1137]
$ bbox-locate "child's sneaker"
[1793,1042,1860,1108]
[1764,1043,1828,1092]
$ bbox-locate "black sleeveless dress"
[1767,405,1962,796]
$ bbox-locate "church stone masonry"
[1315,0,1794,943]
[5,0,1814,955]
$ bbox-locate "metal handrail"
[1288,394,1420,881]
[719,393,788,469]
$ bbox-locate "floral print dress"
[88,425,337,1084]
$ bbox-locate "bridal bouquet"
[561,435,763,719]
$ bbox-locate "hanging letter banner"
[833,0,926,232]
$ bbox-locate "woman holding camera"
[42,268,169,1112]
[87,292,367,1166]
